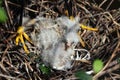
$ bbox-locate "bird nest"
[0,0,120,80]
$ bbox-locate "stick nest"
[0,0,120,80]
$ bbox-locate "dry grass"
[0,0,120,80]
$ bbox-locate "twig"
[106,0,114,10]
[4,0,13,25]
[95,64,120,79]
[0,73,21,80]
[93,40,120,80]
[7,1,39,13]
[99,0,107,8]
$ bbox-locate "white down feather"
[27,16,88,70]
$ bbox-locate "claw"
[68,15,98,47]
[80,24,98,31]
[23,32,32,44]
[78,24,98,47]
[78,31,85,47]
[15,35,20,45]
[15,26,32,54]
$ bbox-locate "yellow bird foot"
[68,15,98,47]
[15,26,32,54]
[80,24,98,31]
[78,24,98,47]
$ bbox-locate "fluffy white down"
[56,16,80,29]
[65,32,80,46]
[38,28,60,49]
[52,43,74,70]
[29,16,83,70]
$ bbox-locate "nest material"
[0,0,120,80]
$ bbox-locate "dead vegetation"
[0,0,120,80]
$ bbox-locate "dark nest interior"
[0,0,120,80]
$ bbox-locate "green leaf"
[0,8,8,23]
[39,64,51,75]
[75,71,92,80]
[93,59,103,73]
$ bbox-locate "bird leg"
[15,26,32,54]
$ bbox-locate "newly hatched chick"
[25,16,86,70]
